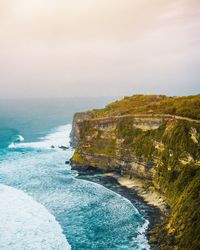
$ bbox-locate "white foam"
[0,184,71,250]
[79,179,150,249]
[8,143,16,149]
[8,135,25,149]
[16,135,25,142]
[135,219,150,250]
[9,124,72,150]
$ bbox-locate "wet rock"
[58,146,69,151]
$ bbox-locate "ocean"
[0,97,150,250]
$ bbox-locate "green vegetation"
[91,94,200,120]
[152,121,200,250]
[152,163,200,250]
[72,119,117,167]
[116,117,166,161]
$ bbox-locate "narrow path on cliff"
[89,114,200,123]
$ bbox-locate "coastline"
[104,172,168,214]
[75,169,169,250]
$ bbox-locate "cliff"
[70,94,200,250]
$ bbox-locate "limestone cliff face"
[71,114,200,249]
[71,115,169,179]
[70,94,200,250]
[70,111,94,147]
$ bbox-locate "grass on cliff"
[91,94,200,120]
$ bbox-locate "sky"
[0,0,199,99]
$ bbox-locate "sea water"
[0,98,150,250]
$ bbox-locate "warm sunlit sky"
[0,0,199,98]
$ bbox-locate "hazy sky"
[0,0,199,98]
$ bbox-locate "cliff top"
[89,94,200,120]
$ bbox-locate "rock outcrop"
[70,94,200,250]
[70,112,94,147]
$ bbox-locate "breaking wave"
[8,125,71,150]
[0,184,71,250]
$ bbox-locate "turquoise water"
[0,98,150,250]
